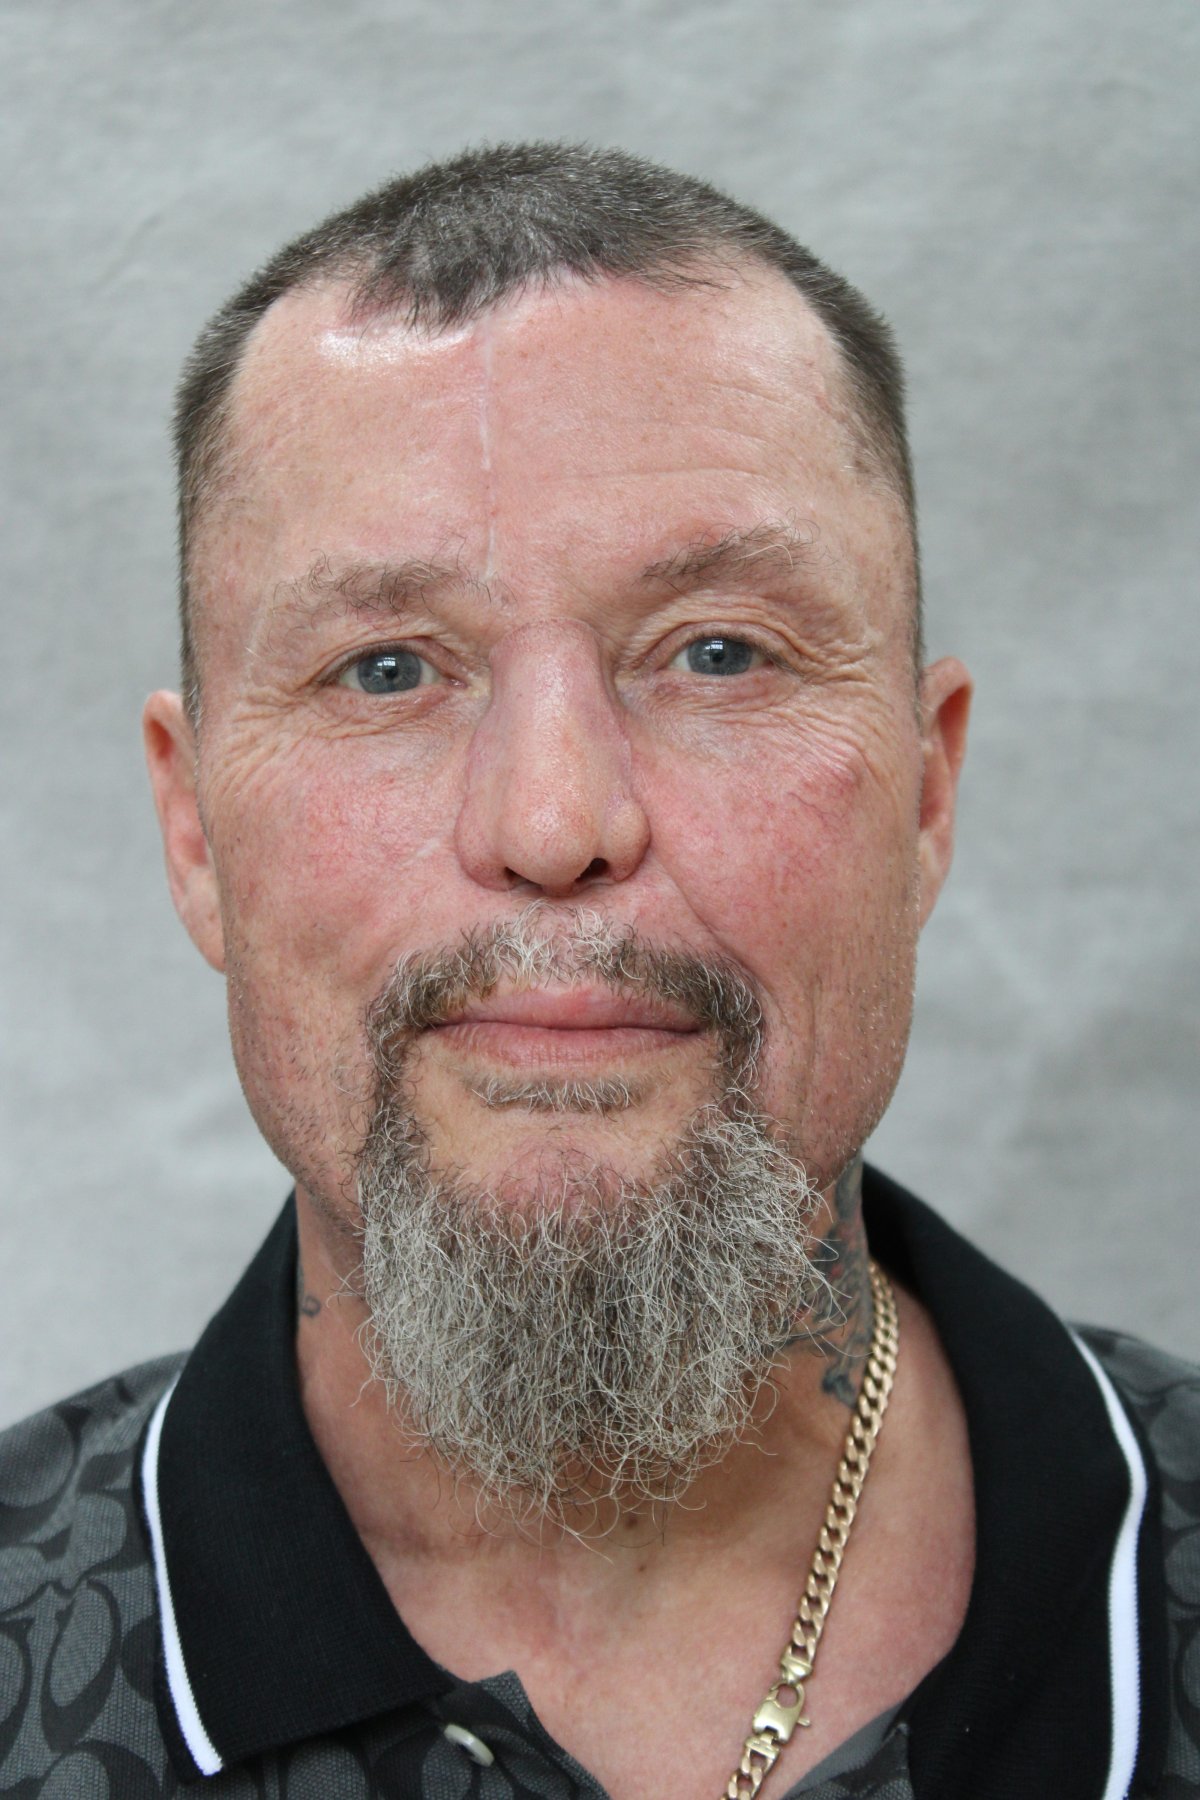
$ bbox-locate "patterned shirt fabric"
[0,1169,1196,1799]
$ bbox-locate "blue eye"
[338,649,436,694]
[672,636,759,676]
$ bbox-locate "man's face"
[149,264,965,1249]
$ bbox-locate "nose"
[454,624,651,897]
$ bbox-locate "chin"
[409,1059,724,1204]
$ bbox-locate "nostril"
[501,856,609,895]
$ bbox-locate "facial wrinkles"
[278,282,893,673]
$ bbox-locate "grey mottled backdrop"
[2,0,1197,1427]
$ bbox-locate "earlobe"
[916,657,972,927]
[142,691,227,972]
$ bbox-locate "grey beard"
[356,909,833,1527]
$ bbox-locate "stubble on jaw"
[347,907,862,1531]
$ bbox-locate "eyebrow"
[279,552,489,621]
[640,520,821,590]
[277,519,820,626]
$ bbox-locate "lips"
[440,987,702,1033]
[429,987,704,1071]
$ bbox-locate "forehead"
[198,264,909,630]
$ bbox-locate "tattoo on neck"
[296,1259,322,1320]
[788,1155,873,1409]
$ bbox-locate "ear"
[916,657,972,927]
[143,691,226,972]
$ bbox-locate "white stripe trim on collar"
[1070,1331,1149,1800]
[142,1377,225,1778]
[137,1324,1148,1791]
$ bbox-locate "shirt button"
[442,1722,496,1766]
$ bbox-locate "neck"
[787,1156,875,1408]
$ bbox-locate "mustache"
[365,907,764,1087]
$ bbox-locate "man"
[0,143,1195,1800]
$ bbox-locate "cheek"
[208,743,470,1190]
[642,721,921,1173]
[207,740,463,995]
[645,718,904,953]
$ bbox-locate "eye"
[670,635,762,676]
[337,648,440,694]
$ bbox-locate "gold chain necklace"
[722,1261,900,1800]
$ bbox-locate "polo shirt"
[1,1169,1198,1797]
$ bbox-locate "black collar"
[864,1175,1167,1799]
[141,1170,1167,1795]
